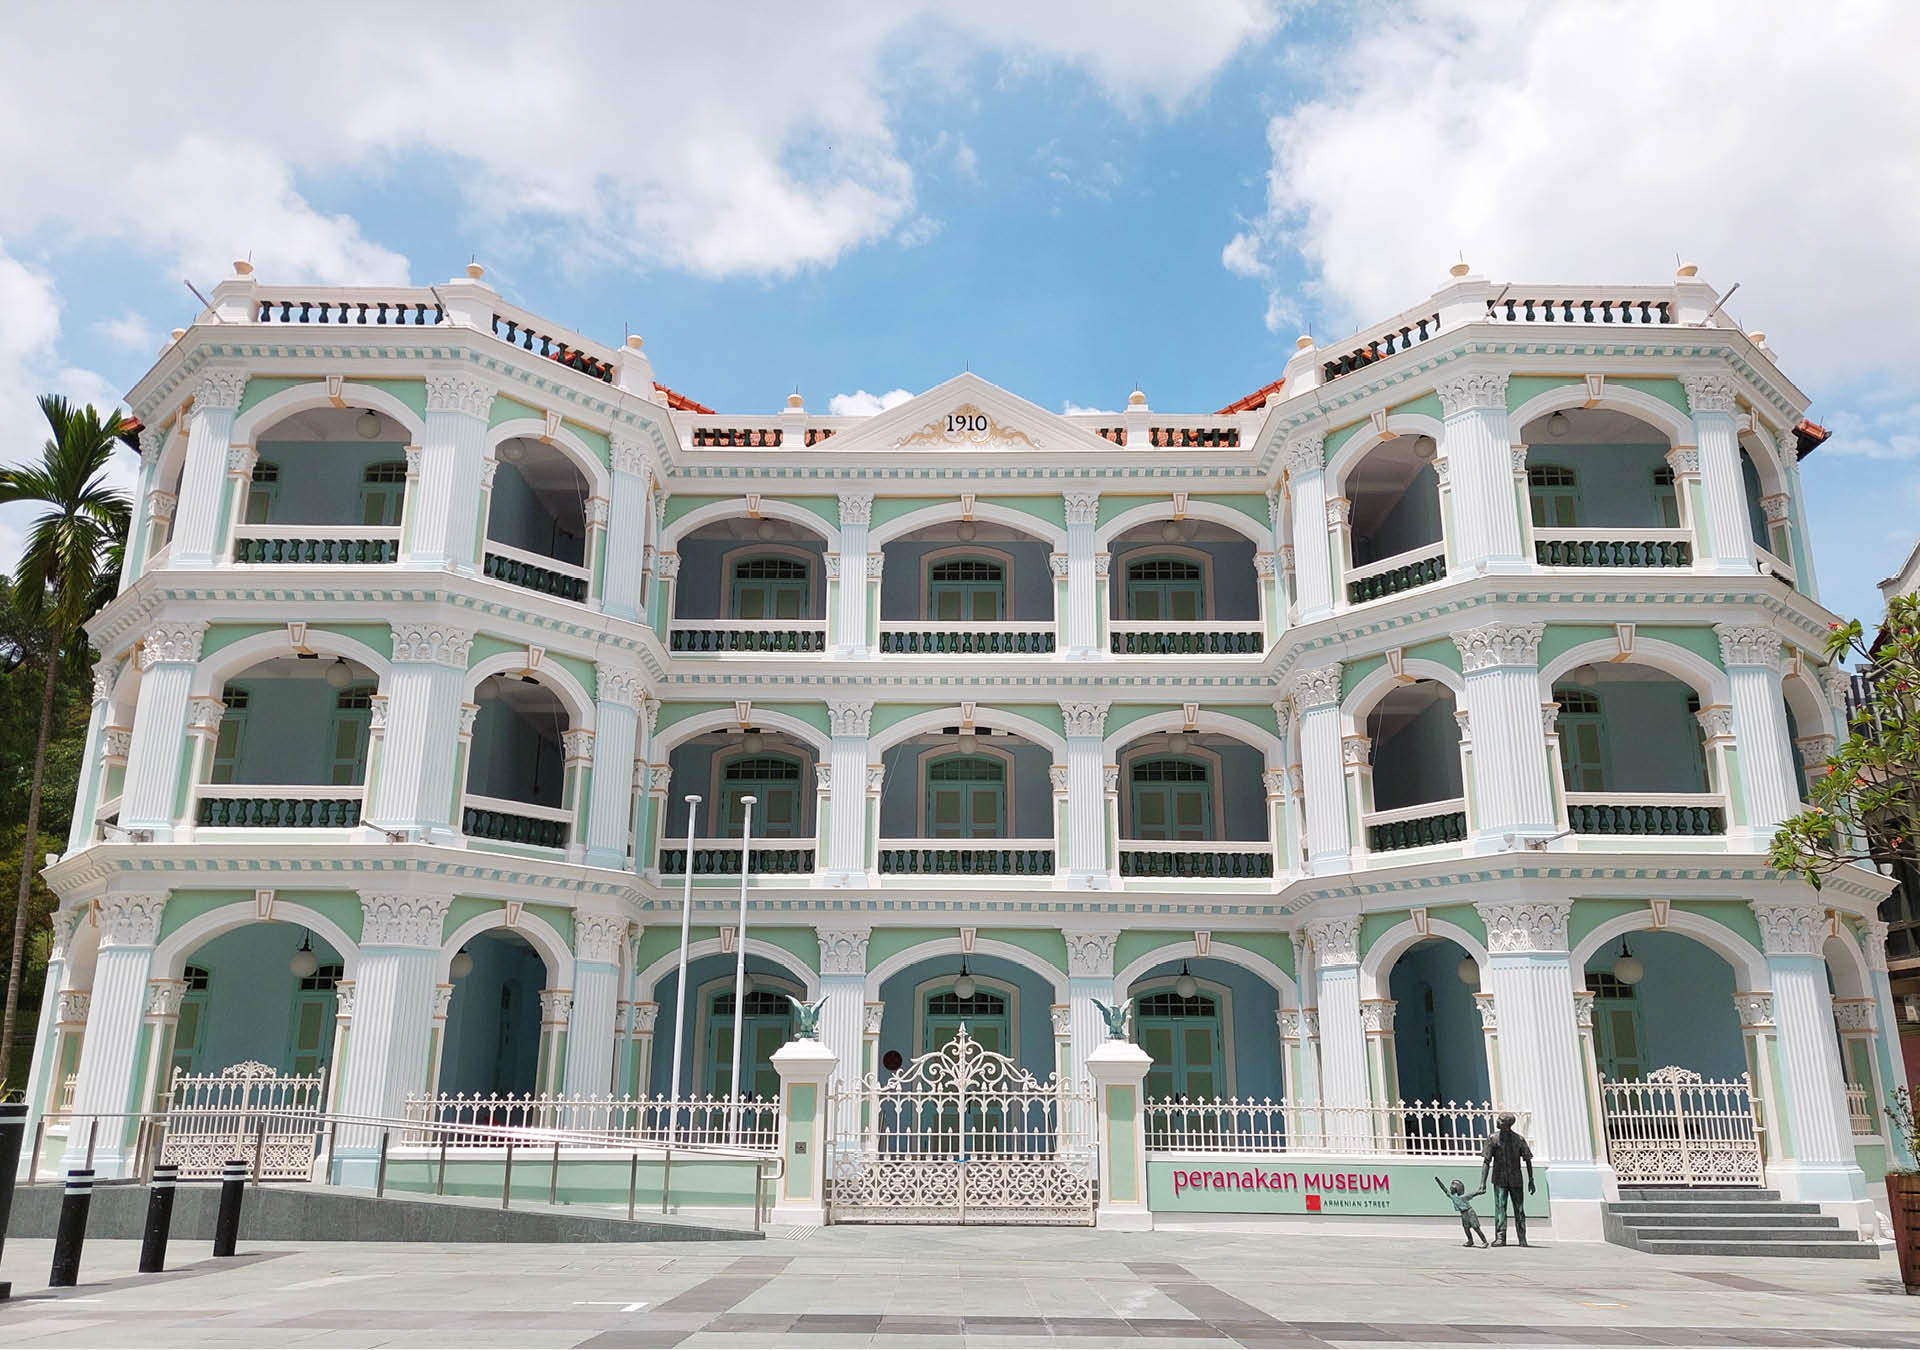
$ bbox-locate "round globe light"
[1613,953,1646,985]
[1457,957,1480,986]
[953,972,976,1000]
[325,658,352,689]
[355,409,381,439]
[288,945,319,979]
[956,521,978,541]
[1174,969,1198,1000]
[1160,520,1182,542]
[1547,410,1571,438]
[450,949,475,980]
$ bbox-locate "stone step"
[1617,1187,1779,1202]
[1611,1211,1838,1229]
[1629,1236,1880,1259]
[1608,1199,1821,1215]
[1618,1223,1859,1242]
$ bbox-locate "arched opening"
[1360,679,1467,852]
[1550,664,1725,836]
[874,951,1057,1080]
[1824,935,1883,1141]
[238,405,411,564]
[193,654,380,829]
[440,929,548,1097]
[484,437,592,602]
[647,953,799,1100]
[1384,937,1490,1107]
[1519,407,1691,569]
[464,674,576,850]
[877,729,1055,875]
[1582,930,1745,1080]
[661,727,819,875]
[1342,434,1444,603]
[1114,730,1272,877]
[879,520,1055,653]
[167,922,345,1082]
[669,515,829,652]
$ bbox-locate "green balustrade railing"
[483,552,588,602]
[878,847,1056,875]
[669,628,825,654]
[1567,802,1725,836]
[197,796,362,828]
[1534,538,1692,568]
[878,629,1056,655]
[1118,848,1274,878]
[1109,630,1265,656]
[463,806,569,849]
[233,536,398,564]
[1346,552,1446,604]
[1367,809,1468,853]
[659,846,817,874]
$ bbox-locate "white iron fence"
[162,1061,327,1179]
[1143,1097,1524,1157]
[1599,1066,1763,1185]
[400,1091,781,1153]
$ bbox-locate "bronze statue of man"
[1477,1112,1535,1247]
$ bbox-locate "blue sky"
[1,1,1915,626]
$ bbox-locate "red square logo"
[1305,1194,1321,1212]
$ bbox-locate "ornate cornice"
[1681,372,1740,415]
[1061,701,1109,738]
[838,493,872,526]
[574,912,628,965]
[97,893,166,947]
[1305,916,1361,967]
[193,368,248,411]
[1665,446,1700,476]
[539,988,573,1025]
[1282,434,1324,476]
[147,490,177,522]
[226,445,259,476]
[139,621,206,668]
[1063,491,1100,526]
[1476,901,1571,954]
[1750,901,1823,956]
[828,701,873,737]
[1716,623,1784,672]
[1286,663,1342,710]
[1831,998,1876,1033]
[596,663,647,710]
[610,432,650,477]
[1063,930,1117,977]
[1695,704,1735,741]
[391,623,473,667]
[361,892,452,948]
[633,1002,660,1034]
[424,372,495,419]
[817,926,871,976]
[1731,991,1773,1028]
[57,990,91,1025]
[1453,622,1544,672]
[1436,370,1509,415]
[1359,997,1396,1033]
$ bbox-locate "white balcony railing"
[1754,544,1796,585]
[659,836,818,876]
[1117,838,1274,880]
[194,782,365,829]
[231,523,403,566]
[462,793,573,850]
[1108,619,1265,656]
[1344,541,1446,604]
[481,539,592,603]
[1145,1097,1527,1158]
[1532,527,1693,570]
[1564,792,1728,837]
[1845,1085,1875,1137]
[877,839,1057,876]
[668,617,827,655]
[877,619,1056,655]
[1362,797,1469,854]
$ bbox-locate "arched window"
[1527,464,1579,528]
[927,556,1005,621]
[1125,556,1207,621]
[359,460,407,527]
[1129,757,1213,841]
[705,988,794,1097]
[1651,465,1680,528]
[924,753,1007,838]
[924,987,1010,1054]
[730,555,810,620]
[1135,988,1223,1101]
[718,754,803,838]
[1552,687,1605,791]
[244,461,280,524]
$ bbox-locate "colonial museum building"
[20,263,1913,1241]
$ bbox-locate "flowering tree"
[1769,593,1920,887]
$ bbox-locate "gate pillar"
[1086,1037,1153,1231]
[770,1037,835,1226]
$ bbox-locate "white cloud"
[94,311,157,353]
[1821,405,1920,461]
[829,388,917,417]
[1062,402,1117,416]
[1220,232,1267,280]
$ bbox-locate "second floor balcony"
[877,730,1056,876]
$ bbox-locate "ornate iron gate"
[163,1061,326,1180]
[1600,1066,1764,1185]
[826,1027,1096,1224]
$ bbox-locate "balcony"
[659,839,817,875]
[668,619,826,654]
[232,524,400,566]
[1363,799,1468,854]
[195,784,363,829]
[877,842,1056,875]
[877,621,1055,655]
[1565,793,1726,836]
[1533,530,1692,569]
[1346,543,1446,605]
[1108,622,1265,656]
[483,542,589,603]
[463,794,571,849]
[1117,840,1273,878]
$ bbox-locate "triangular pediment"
[822,373,1117,456]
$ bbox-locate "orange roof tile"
[656,384,715,415]
[1214,377,1284,416]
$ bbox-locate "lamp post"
[667,794,700,1144]
[728,795,757,1144]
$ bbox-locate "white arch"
[1325,412,1446,495]
[231,381,428,448]
[464,650,596,732]
[1782,661,1835,741]
[191,628,393,699]
[1569,909,1768,993]
[867,706,1068,759]
[1102,708,1285,762]
[659,498,841,555]
[1738,426,1792,502]
[488,419,612,502]
[865,935,1067,1003]
[151,902,361,983]
[1339,661,1465,736]
[1508,383,1694,447]
[649,707,832,760]
[1823,928,1873,1002]
[1094,499,1270,552]
[439,908,575,987]
[868,500,1068,553]
[1538,637,1731,707]
[635,937,820,1002]
[1358,918,1490,1001]
[1115,940,1298,1008]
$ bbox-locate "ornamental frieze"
[424,372,495,419]
[1305,916,1361,967]
[1681,372,1740,415]
[817,927,871,976]
[97,893,167,947]
[361,892,452,948]
[1453,622,1544,672]
[1749,901,1823,956]
[390,623,473,668]
[1063,930,1117,976]
[1435,370,1508,415]
[1475,901,1571,954]
[574,912,629,966]
[895,404,1040,451]
[139,622,206,668]
[1715,623,1785,672]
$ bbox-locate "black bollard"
[212,1159,247,1258]
[0,1101,26,1299]
[48,1169,94,1288]
[139,1165,181,1273]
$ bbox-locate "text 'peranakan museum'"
[20,261,1912,1245]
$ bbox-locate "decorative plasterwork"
[139,621,206,668]
[1750,901,1824,956]
[539,988,573,1025]
[1049,764,1070,795]
[596,664,647,710]
[431,985,454,1019]
[1287,664,1342,710]
[1253,551,1277,578]
[1476,992,1498,1031]
[334,981,357,1019]
[1453,709,1472,744]
[1681,372,1740,415]
[187,697,225,734]
[610,433,650,477]
[361,892,452,948]
[102,727,133,761]
[1716,623,1785,672]
[865,552,884,580]
[654,551,681,580]
[866,764,885,793]
[1664,446,1700,477]
[146,490,177,524]
[1476,901,1571,954]
[49,906,84,963]
[633,1002,660,1034]
[1453,622,1544,672]
[1276,1008,1306,1040]
[139,425,165,464]
[1731,992,1774,1028]
[424,372,495,419]
[193,368,248,410]
[1063,930,1117,976]
[817,927,872,976]
[896,404,1040,451]
[1863,917,1890,973]
[1063,490,1100,526]
[1571,990,1594,1029]
[97,893,167,947]
[1325,497,1352,529]
[575,913,628,965]
[829,701,873,737]
[1340,734,1371,768]
[585,497,610,529]
[814,763,833,790]
[1262,769,1287,797]
[1061,701,1110,738]
[1305,916,1361,967]
[1048,552,1070,580]
[1102,764,1119,794]
[1695,704,1735,741]
[1435,371,1509,415]
[1761,493,1792,525]
[58,990,91,1024]
[1048,1004,1071,1037]
[1793,734,1836,769]
[561,728,595,763]
[458,704,481,737]
[226,445,258,475]
[1359,998,1396,1033]
[1282,434,1324,476]
[1831,998,1876,1033]
[391,623,473,667]
[838,493,873,525]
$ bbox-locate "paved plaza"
[0,1223,1914,1348]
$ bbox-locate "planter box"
[1891,1173,1920,1294]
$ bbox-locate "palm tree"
[0,396,131,1064]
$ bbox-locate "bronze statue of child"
[1436,1176,1489,1247]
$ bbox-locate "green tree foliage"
[1769,593,1920,888]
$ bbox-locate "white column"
[410,373,495,572]
[816,927,870,1143]
[1063,931,1118,1090]
[585,664,645,868]
[836,494,872,657]
[19,908,84,1169]
[604,434,652,620]
[1061,702,1109,883]
[1436,371,1526,572]
[1306,918,1367,1112]
[365,624,474,842]
[65,665,116,855]
[565,913,627,1096]
[1284,436,1334,622]
[826,702,873,882]
[64,893,166,1177]
[218,443,258,564]
[1750,902,1871,1226]
[1287,665,1348,871]
[1716,624,1799,844]
[119,622,206,838]
[1682,373,1758,576]
[167,368,247,568]
[332,891,451,1185]
[1062,491,1099,657]
[1452,623,1557,842]
[124,426,164,582]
